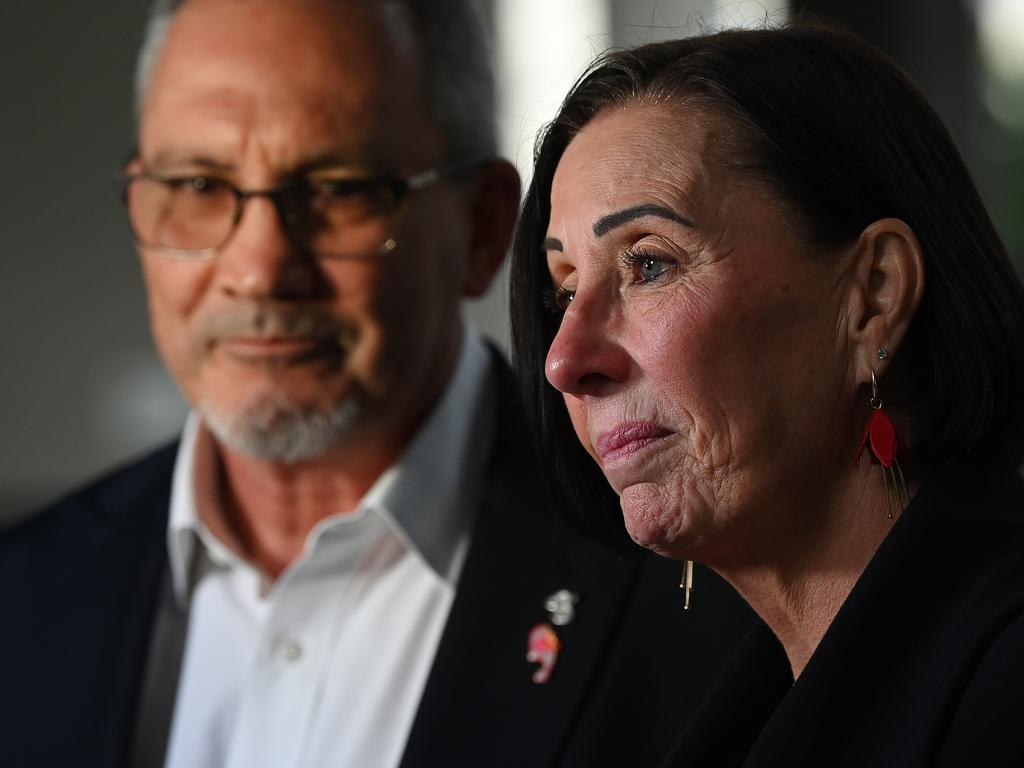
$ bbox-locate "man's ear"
[460,159,521,298]
[844,218,926,383]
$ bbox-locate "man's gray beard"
[200,393,360,464]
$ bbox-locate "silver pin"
[544,589,579,626]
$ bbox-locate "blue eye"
[622,248,674,284]
[638,257,668,282]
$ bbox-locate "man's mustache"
[198,304,359,349]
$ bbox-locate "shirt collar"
[360,328,495,584]
[166,326,495,604]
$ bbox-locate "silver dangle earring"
[679,560,694,610]
[856,369,910,518]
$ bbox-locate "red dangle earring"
[856,352,910,518]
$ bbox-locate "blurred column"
[790,1,993,213]
[611,0,788,46]
[466,0,614,351]
[973,0,1024,263]
[792,0,978,138]
[792,0,1024,267]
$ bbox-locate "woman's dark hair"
[509,23,1024,549]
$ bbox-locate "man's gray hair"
[135,0,497,159]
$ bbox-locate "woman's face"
[544,103,860,564]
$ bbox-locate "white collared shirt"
[163,329,495,768]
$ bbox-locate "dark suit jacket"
[663,463,1024,768]
[0,362,755,768]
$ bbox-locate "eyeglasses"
[120,161,474,260]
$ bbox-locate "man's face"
[137,0,479,463]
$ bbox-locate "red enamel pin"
[526,623,561,684]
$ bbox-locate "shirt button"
[272,635,303,663]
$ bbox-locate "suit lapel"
[1,443,176,768]
[79,447,177,767]
[400,360,643,768]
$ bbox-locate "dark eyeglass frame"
[118,158,481,260]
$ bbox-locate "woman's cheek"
[617,414,734,556]
[564,396,600,463]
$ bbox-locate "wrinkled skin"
[543,103,862,569]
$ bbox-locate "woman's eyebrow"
[542,237,564,251]
[593,204,694,237]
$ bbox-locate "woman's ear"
[845,218,925,384]
[460,159,522,298]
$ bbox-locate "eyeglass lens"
[126,175,402,257]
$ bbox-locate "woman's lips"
[595,422,673,465]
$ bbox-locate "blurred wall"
[0,0,182,519]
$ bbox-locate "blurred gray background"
[2,0,1021,520]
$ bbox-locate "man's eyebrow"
[593,204,694,237]
[142,150,374,177]
[294,152,377,176]
[542,237,563,252]
[143,150,235,171]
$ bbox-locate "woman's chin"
[620,481,698,558]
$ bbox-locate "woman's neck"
[714,462,917,679]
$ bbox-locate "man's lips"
[216,335,332,360]
[594,422,673,465]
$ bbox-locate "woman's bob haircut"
[510,24,1024,549]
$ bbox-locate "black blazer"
[664,463,1024,768]
[0,361,754,768]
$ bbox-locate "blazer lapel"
[661,622,791,768]
[1,443,176,768]
[400,360,643,768]
[74,447,176,767]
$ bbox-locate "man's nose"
[545,290,631,396]
[216,196,320,300]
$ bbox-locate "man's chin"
[199,394,360,464]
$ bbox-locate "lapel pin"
[544,588,579,626]
[527,623,561,684]
[526,589,579,684]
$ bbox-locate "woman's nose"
[545,293,631,396]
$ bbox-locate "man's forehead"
[149,0,417,93]
[139,0,439,172]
